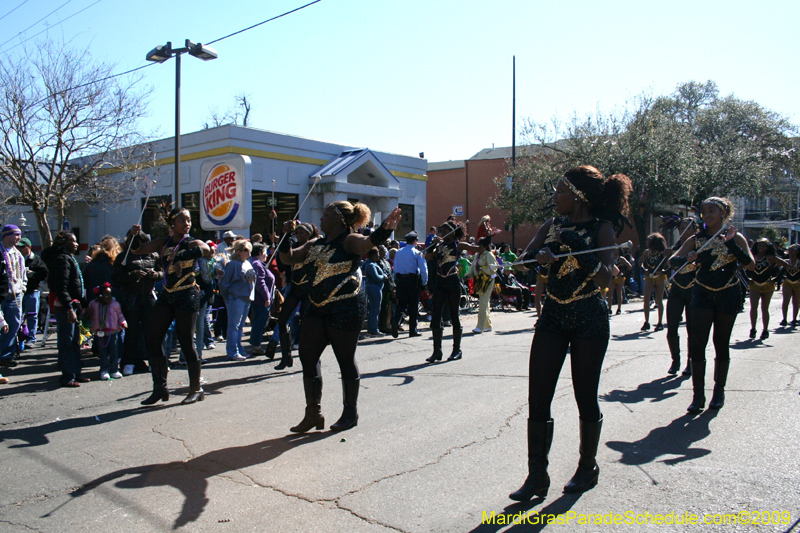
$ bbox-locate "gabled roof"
[311,148,400,188]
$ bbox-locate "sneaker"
[0,376,8,384]
[484,327,492,332]
[110,371,123,379]
[760,329,769,340]
[215,335,225,342]
[749,328,757,339]
[472,327,482,334]
[227,355,247,362]
[252,347,266,356]
[780,319,788,326]
[205,342,216,350]
[122,364,135,376]
[100,371,111,381]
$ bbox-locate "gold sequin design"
[753,257,770,275]
[162,247,196,291]
[306,245,353,286]
[546,262,602,304]
[705,237,736,271]
[557,255,579,278]
[310,274,361,308]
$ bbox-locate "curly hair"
[562,166,632,235]
[53,231,76,248]
[438,220,464,241]
[329,201,371,229]
[646,232,667,252]
[702,197,735,222]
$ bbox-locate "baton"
[668,224,728,281]
[423,220,470,251]
[121,177,155,266]
[651,222,696,275]
[268,176,322,263]
[506,240,633,267]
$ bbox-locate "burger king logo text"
[203,163,240,226]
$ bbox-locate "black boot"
[708,358,730,409]
[264,339,278,360]
[426,328,444,363]
[667,335,681,375]
[447,327,463,361]
[181,360,205,404]
[687,360,706,413]
[563,416,603,493]
[141,357,169,405]
[290,376,324,432]
[509,419,553,501]
[330,378,360,432]
[275,332,294,370]
[682,359,692,376]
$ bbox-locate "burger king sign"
[200,155,252,231]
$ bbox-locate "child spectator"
[85,282,127,380]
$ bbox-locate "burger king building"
[59,125,427,253]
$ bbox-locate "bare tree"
[203,92,253,128]
[0,40,152,247]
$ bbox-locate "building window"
[397,204,415,239]
[250,190,299,241]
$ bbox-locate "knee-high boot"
[141,357,169,405]
[275,332,294,370]
[426,328,443,363]
[708,358,730,409]
[331,378,359,432]
[687,360,706,413]
[181,360,205,404]
[667,335,681,375]
[563,416,603,493]
[447,327,463,361]
[509,419,553,501]
[290,376,324,432]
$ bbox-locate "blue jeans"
[0,294,22,359]
[98,331,121,373]
[204,305,214,346]
[55,307,82,385]
[365,283,382,333]
[22,291,40,344]
[249,303,270,347]
[225,296,250,358]
[194,301,209,360]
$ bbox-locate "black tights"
[689,308,736,362]
[299,316,360,380]
[528,328,607,422]
[146,300,199,364]
[431,280,461,330]
[666,290,691,339]
[279,293,303,335]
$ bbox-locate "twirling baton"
[668,224,728,282]
[650,222,696,276]
[268,175,322,263]
[423,220,470,252]
[506,240,633,267]
[121,177,155,266]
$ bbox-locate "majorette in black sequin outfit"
[670,198,754,414]
[510,166,632,502]
[280,202,402,434]
[665,220,697,376]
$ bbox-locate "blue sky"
[1,0,798,162]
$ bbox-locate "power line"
[0,0,31,22]
[0,0,74,49]
[0,0,104,55]
[207,0,322,45]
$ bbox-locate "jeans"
[22,291,40,343]
[225,296,251,358]
[203,305,214,346]
[98,331,121,373]
[249,303,270,347]
[0,294,22,360]
[365,283,382,333]
[55,307,82,385]
[194,301,209,359]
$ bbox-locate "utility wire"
[0,0,104,55]
[206,0,322,45]
[0,0,31,22]
[0,0,74,49]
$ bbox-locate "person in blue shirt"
[391,232,428,338]
[362,248,386,336]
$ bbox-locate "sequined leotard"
[783,260,800,291]
[690,232,746,312]
[537,217,608,340]
[746,256,777,292]
[159,237,201,312]
[304,232,366,331]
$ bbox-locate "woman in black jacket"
[41,231,87,387]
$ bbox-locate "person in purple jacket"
[248,242,275,357]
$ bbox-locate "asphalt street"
[1,297,799,532]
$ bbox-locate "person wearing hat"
[221,231,236,260]
[0,225,26,366]
[17,237,48,348]
[390,231,428,338]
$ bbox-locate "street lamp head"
[146,42,173,63]
[186,40,218,61]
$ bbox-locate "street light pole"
[146,39,218,209]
